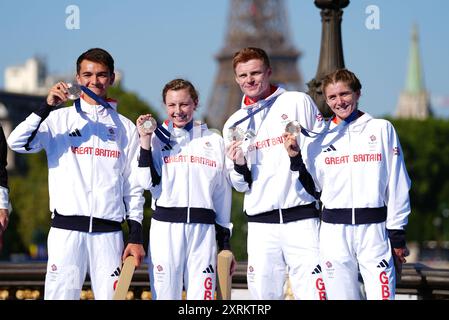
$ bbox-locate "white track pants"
[149,219,217,300]
[320,222,396,300]
[247,218,325,300]
[44,227,123,300]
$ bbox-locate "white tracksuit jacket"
[223,86,323,216]
[223,87,326,300]
[302,111,411,300]
[137,121,232,231]
[7,99,144,229]
[137,120,232,300]
[304,112,411,231]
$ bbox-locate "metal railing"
[0,261,448,300]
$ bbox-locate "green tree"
[108,84,161,123]
[230,191,247,261]
[390,117,449,242]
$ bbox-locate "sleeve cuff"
[289,153,304,171]
[387,229,406,248]
[127,219,143,244]
[215,224,231,251]
[138,147,151,167]
[234,163,252,188]
[34,103,53,119]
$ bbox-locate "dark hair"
[162,79,199,105]
[76,48,114,74]
[321,69,362,96]
[232,47,271,72]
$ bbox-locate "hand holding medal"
[137,114,157,138]
[226,127,247,165]
[66,83,82,100]
[285,120,301,137]
[283,120,301,158]
[141,117,157,134]
[228,127,245,142]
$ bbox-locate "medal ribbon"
[74,85,113,113]
[154,120,194,150]
[299,109,360,138]
[229,95,279,130]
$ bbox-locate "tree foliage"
[390,117,449,242]
[108,84,161,123]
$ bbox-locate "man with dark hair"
[224,47,326,300]
[7,48,145,299]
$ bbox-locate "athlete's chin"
[337,111,351,120]
[243,88,261,98]
[89,88,105,97]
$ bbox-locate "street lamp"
[307,0,350,118]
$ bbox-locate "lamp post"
[307,0,350,117]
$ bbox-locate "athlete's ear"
[266,67,272,77]
[234,75,239,85]
[109,72,115,86]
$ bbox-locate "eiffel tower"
[205,0,304,130]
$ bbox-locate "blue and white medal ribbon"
[153,120,194,150]
[298,109,360,138]
[74,85,113,113]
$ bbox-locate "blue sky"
[1,0,448,121]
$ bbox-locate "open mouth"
[173,115,188,122]
[337,105,351,111]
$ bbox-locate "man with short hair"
[7,48,145,299]
[223,47,325,300]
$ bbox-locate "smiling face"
[76,59,114,103]
[324,81,361,123]
[234,59,272,102]
[164,88,197,128]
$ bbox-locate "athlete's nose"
[335,95,344,105]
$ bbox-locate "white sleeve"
[7,112,50,153]
[301,136,323,193]
[0,186,9,210]
[213,139,233,233]
[299,93,324,131]
[223,121,251,193]
[385,123,411,231]
[297,94,324,193]
[123,125,145,224]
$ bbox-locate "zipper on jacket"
[89,105,99,232]
[348,126,355,225]
[186,129,191,223]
